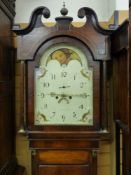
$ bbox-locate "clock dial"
[34,44,93,125]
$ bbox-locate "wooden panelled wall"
[14,11,128,175]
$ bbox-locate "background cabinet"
[0,1,25,175]
[111,19,130,175]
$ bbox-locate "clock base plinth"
[30,139,99,175]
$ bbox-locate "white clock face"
[34,44,93,125]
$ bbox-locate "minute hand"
[71,93,89,98]
[49,92,89,98]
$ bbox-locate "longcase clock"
[13,5,113,175]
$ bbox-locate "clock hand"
[59,85,71,89]
[49,92,65,97]
[49,92,69,98]
[48,92,89,98]
[73,93,90,98]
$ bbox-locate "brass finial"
[63,1,66,8]
[60,1,68,16]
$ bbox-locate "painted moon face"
[52,50,67,64]
[46,48,82,66]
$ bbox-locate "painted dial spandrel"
[35,44,93,125]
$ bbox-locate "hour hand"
[49,92,65,97]
[59,85,70,89]
[49,92,68,98]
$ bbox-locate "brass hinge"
[32,150,36,156]
[92,150,99,158]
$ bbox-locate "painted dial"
[34,44,93,125]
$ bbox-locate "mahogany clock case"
[13,6,113,140]
[27,37,101,132]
